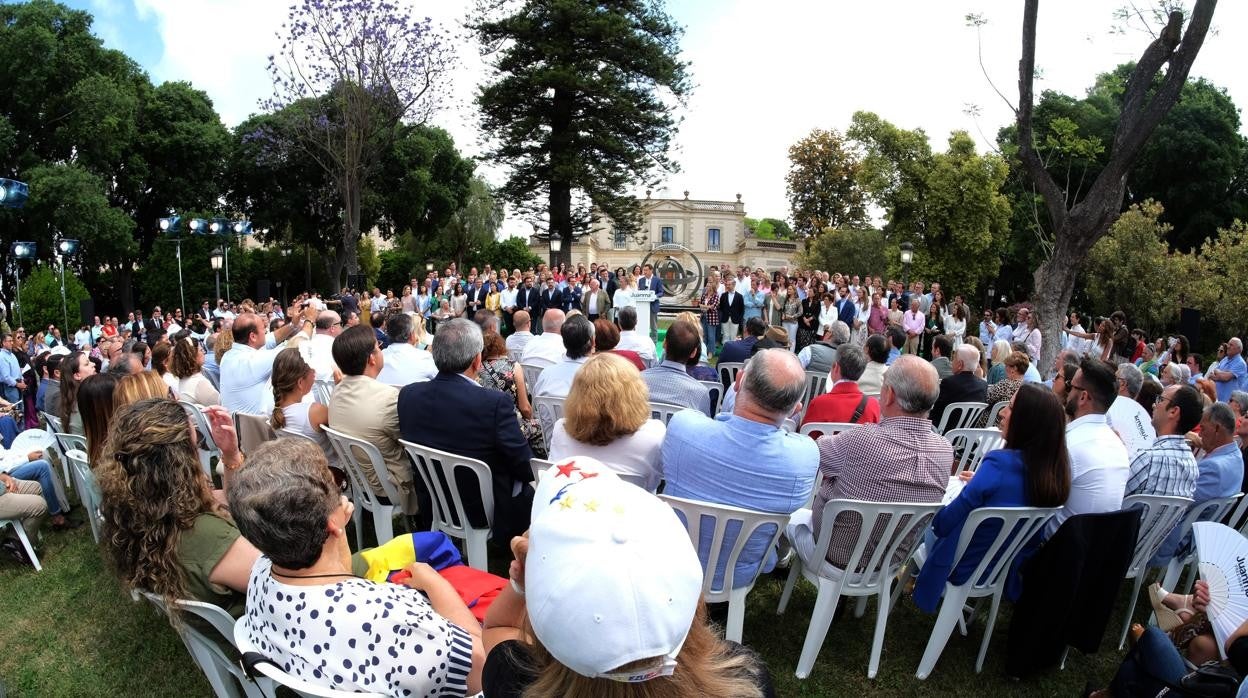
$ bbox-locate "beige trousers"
[0,479,48,539]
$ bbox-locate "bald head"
[954,344,980,373]
[315,310,341,333]
[512,310,531,331]
[883,355,941,417]
[542,309,566,333]
[231,312,265,348]
[738,349,805,421]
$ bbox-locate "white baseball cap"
[525,457,704,682]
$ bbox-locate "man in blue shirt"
[0,333,25,405]
[1208,337,1247,403]
[661,348,818,589]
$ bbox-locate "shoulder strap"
[850,394,870,424]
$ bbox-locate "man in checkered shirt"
[786,355,952,570]
[1124,383,1202,499]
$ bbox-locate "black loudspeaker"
[255,279,271,302]
[347,274,367,292]
[1180,307,1201,348]
[79,298,95,326]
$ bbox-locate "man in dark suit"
[930,344,989,428]
[637,263,664,340]
[836,288,858,327]
[539,278,561,330]
[561,276,583,313]
[720,317,765,364]
[466,279,489,319]
[516,276,541,334]
[718,277,745,342]
[397,319,534,540]
[144,307,163,342]
[198,301,213,322]
[597,267,617,300]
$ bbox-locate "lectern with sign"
[631,290,656,337]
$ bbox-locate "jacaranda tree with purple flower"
[265,0,456,285]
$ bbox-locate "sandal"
[1149,582,1194,632]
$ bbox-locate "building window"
[613,231,628,250]
[708,227,721,251]
[661,226,674,244]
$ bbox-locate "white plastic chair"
[699,380,724,417]
[933,401,987,435]
[41,412,71,491]
[797,370,829,422]
[1160,494,1242,593]
[781,418,798,433]
[913,505,1060,679]
[137,590,264,698]
[321,427,402,548]
[717,361,744,388]
[518,362,544,393]
[233,412,276,456]
[798,422,860,439]
[400,440,493,571]
[233,619,383,697]
[777,499,941,678]
[64,448,103,543]
[1226,493,1248,534]
[661,495,791,644]
[944,428,1006,475]
[531,394,567,453]
[311,380,335,406]
[649,401,688,426]
[1115,493,1194,648]
[0,518,41,572]
[983,400,1008,429]
[181,400,222,480]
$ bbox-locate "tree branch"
[1016,0,1070,229]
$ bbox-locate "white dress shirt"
[616,330,657,362]
[301,333,338,382]
[500,287,518,310]
[532,356,589,397]
[1047,413,1130,537]
[376,342,437,387]
[1107,395,1157,459]
[506,331,533,361]
[519,333,567,367]
[220,343,284,415]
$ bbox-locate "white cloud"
[129,0,1248,235]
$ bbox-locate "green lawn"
[1,521,1137,697]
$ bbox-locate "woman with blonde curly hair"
[97,398,252,615]
[547,353,665,491]
[171,336,219,406]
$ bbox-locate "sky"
[63,0,1248,237]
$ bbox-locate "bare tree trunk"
[548,87,574,270]
[1016,0,1216,376]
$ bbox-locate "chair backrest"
[798,370,829,421]
[1171,495,1241,559]
[234,412,276,456]
[322,426,401,510]
[311,380,335,406]
[137,590,263,697]
[934,401,988,434]
[649,401,688,426]
[717,361,744,389]
[1119,494,1193,578]
[798,422,861,439]
[400,439,494,537]
[1226,493,1248,534]
[233,618,383,697]
[41,411,63,434]
[278,427,319,443]
[530,457,554,482]
[945,506,1061,594]
[531,394,567,452]
[54,432,87,455]
[699,380,724,417]
[519,362,544,392]
[660,494,792,597]
[809,499,944,591]
[179,400,221,467]
[64,448,102,542]
[945,428,1006,475]
[983,401,1008,429]
[781,418,797,433]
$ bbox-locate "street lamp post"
[549,235,562,270]
[9,242,35,327]
[210,248,224,301]
[55,238,80,332]
[899,242,914,288]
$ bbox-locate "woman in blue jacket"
[913,383,1071,613]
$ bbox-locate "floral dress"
[478,357,545,457]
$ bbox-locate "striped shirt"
[1125,435,1198,498]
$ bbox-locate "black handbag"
[1155,661,1242,698]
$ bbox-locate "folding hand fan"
[1193,521,1248,659]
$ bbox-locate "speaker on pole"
[256,279,271,302]
[79,298,95,327]
[1180,307,1201,349]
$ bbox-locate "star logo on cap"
[559,495,577,510]
[556,461,580,478]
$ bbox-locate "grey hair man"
[797,320,850,373]
[789,355,953,572]
[800,344,882,428]
[378,312,436,387]
[930,343,988,428]
[1107,362,1156,459]
[519,308,567,366]
[661,348,820,583]
[304,309,342,382]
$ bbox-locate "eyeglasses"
[1068,382,1088,393]
[1154,395,1173,407]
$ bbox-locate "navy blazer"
[638,274,664,311]
[397,372,534,539]
[718,291,745,325]
[562,285,583,312]
[539,288,561,316]
[516,286,539,314]
[837,298,858,326]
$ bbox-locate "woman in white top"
[611,272,637,319]
[942,302,968,349]
[547,353,665,491]
[151,340,179,397]
[169,336,219,405]
[817,292,837,338]
[852,290,870,346]
[269,348,336,469]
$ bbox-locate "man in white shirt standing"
[377,313,436,386]
[1107,362,1157,459]
[1064,311,1092,356]
[519,309,567,367]
[500,276,519,334]
[301,310,342,382]
[506,311,534,361]
[1048,357,1130,537]
[220,304,316,415]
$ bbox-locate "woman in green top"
[97,398,257,617]
[58,350,96,436]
